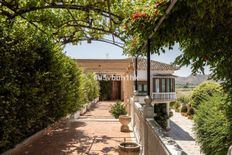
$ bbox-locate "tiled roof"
[74,58,178,72]
[131,58,178,71]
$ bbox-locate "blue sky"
[64,41,210,77]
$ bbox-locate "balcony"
[152,92,176,102]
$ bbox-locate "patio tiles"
[12,101,133,155]
[168,111,204,155]
[79,101,115,119]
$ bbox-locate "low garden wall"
[71,97,99,119]
[131,98,186,155]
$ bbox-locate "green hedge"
[190,81,222,108]
[0,22,99,152]
[194,93,232,155]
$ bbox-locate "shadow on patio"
[13,101,134,155]
[168,120,195,141]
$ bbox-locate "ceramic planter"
[73,111,80,119]
[119,115,131,132]
[80,106,87,115]
[118,142,140,155]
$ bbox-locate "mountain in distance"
[176,74,210,86]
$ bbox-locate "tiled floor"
[13,101,134,155]
[168,111,204,155]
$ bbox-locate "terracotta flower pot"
[119,115,131,132]
[118,142,140,155]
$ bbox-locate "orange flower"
[132,12,147,19]
[154,9,159,15]
[124,23,128,30]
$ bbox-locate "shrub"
[190,81,222,108]
[170,101,176,109]
[87,73,100,101]
[180,105,188,113]
[174,102,181,112]
[177,95,190,105]
[187,107,195,116]
[109,101,127,118]
[194,93,232,155]
[154,103,169,129]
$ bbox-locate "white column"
[143,96,154,155]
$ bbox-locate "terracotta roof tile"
[132,58,178,71]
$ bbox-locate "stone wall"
[131,98,186,155]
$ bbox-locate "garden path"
[168,110,204,155]
[12,101,134,155]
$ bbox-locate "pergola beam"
[0,1,123,22]
[142,0,178,98]
[141,0,178,52]
[62,37,124,48]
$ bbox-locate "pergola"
[0,0,125,47]
[0,0,177,98]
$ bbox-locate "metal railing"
[152,92,176,101]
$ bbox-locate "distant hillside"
[176,74,210,86]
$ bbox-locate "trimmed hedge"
[194,93,232,155]
[0,23,99,152]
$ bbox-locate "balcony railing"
[152,92,176,102]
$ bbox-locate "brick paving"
[168,111,204,155]
[13,101,134,155]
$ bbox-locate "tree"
[125,0,232,100]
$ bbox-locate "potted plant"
[110,101,130,132]
[109,101,127,119]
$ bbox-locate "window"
[161,79,166,92]
[138,84,142,92]
[138,81,147,96]
[144,84,147,92]
[167,79,170,92]
[156,79,159,92]
[153,78,175,93]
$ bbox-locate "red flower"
[155,2,161,8]
[203,56,209,61]
[132,12,147,19]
